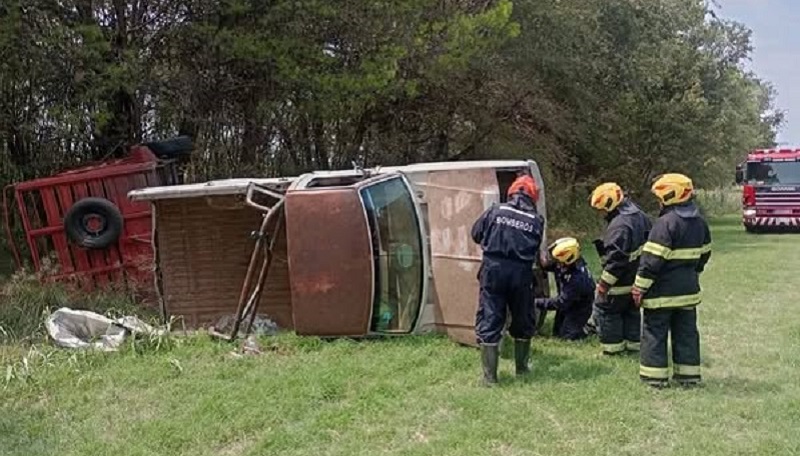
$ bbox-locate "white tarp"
[46,307,163,351]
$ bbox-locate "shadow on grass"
[526,353,615,384]
[708,375,783,395]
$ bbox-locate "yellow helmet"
[590,183,624,212]
[651,173,694,206]
[548,237,581,265]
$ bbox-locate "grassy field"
[2,215,800,456]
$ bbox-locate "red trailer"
[2,137,191,290]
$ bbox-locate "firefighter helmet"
[651,173,694,206]
[508,175,539,202]
[548,237,581,265]
[589,182,624,212]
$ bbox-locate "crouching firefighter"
[471,174,544,386]
[590,183,652,355]
[633,173,711,388]
[535,238,595,340]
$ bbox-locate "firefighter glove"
[631,286,643,308]
[596,282,609,297]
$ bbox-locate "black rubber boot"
[640,376,669,389]
[514,339,531,376]
[480,344,499,386]
[674,375,702,388]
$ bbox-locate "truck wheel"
[744,225,760,234]
[64,198,124,249]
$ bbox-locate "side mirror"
[735,165,744,185]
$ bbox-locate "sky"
[715,0,800,145]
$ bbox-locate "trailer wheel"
[64,198,124,249]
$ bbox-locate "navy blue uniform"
[595,198,652,354]
[635,200,711,385]
[471,193,544,345]
[535,258,595,340]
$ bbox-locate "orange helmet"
[508,175,539,202]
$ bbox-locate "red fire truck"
[736,148,800,233]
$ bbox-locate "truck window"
[746,161,800,185]
[360,177,424,333]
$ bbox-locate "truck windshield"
[746,161,800,185]
[360,177,424,333]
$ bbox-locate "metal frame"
[216,182,287,341]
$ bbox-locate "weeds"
[695,187,741,218]
[0,270,156,344]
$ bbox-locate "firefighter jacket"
[471,193,544,264]
[597,199,652,296]
[536,258,594,339]
[634,201,711,309]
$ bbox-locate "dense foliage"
[0,0,783,195]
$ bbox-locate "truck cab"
[737,148,800,232]
[283,160,551,345]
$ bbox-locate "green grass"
[2,215,800,455]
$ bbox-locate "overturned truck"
[129,160,551,346]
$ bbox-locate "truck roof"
[129,159,535,201]
[748,148,800,161]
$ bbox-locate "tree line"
[0,0,783,204]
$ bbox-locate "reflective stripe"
[642,242,712,261]
[625,341,640,351]
[603,342,626,354]
[642,241,671,257]
[642,293,701,309]
[640,365,670,379]
[600,270,618,285]
[674,364,701,376]
[634,275,653,289]
[629,245,644,261]
[498,206,539,220]
[608,285,632,296]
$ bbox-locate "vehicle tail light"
[743,184,756,206]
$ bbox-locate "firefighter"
[590,183,652,355]
[535,237,595,340]
[471,174,544,386]
[633,173,711,388]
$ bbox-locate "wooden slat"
[156,196,293,329]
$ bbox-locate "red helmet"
[508,175,539,202]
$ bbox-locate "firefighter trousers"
[475,257,536,345]
[640,307,701,383]
[594,294,640,354]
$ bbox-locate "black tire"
[143,136,193,160]
[64,198,124,249]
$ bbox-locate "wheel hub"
[82,214,107,235]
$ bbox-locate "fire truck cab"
[736,148,800,232]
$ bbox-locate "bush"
[695,187,741,218]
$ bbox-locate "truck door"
[423,166,549,346]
